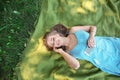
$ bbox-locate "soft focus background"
[1,0,120,80]
[0,0,42,79]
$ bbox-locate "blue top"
[69,30,120,76]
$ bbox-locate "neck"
[64,34,77,51]
[62,37,70,47]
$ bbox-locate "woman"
[43,24,120,76]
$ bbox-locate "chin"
[56,45,61,48]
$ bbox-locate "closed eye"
[51,37,54,47]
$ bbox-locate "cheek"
[59,37,62,41]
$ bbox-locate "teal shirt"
[69,30,120,76]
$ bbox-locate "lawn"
[0,0,42,79]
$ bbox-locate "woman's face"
[46,32,64,48]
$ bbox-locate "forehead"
[47,31,59,38]
[46,32,56,47]
[47,34,54,39]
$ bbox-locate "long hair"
[43,24,70,51]
[51,24,69,37]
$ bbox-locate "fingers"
[53,46,64,54]
[88,39,95,48]
[53,46,60,53]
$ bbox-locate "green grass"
[0,0,42,79]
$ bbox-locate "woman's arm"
[88,26,97,48]
[54,48,80,70]
[70,26,96,33]
[89,26,97,38]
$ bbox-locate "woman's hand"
[87,37,95,48]
[54,46,80,70]
[53,47,65,54]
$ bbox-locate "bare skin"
[46,26,97,69]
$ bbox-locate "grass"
[0,0,42,79]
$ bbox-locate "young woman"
[43,24,120,76]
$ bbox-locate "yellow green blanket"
[16,0,120,80]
